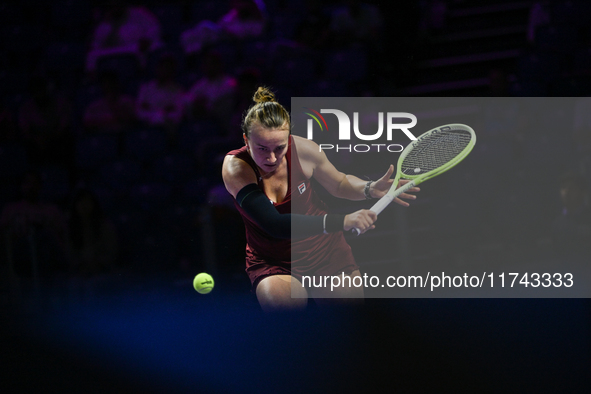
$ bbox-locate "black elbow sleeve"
[236,184,344,239]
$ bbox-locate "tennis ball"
[193,272,214,294]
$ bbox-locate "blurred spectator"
[329,0,383,48]
[1,170,69,277]
[185,50,237,133]
[86,1,163,72]
[527,1,551,44]
[18,76,74,169]
[218,0,266,40]
[83,70,136,134]
[67,189,118,277]
[181,0,266,54]
[180,20,222,55]
[136,54,185,133]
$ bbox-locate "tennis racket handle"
[372,180,417,214]
[351,195,393,235]
[369,195,394,215]
[352,181,416,235]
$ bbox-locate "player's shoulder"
[292,135,323,162]
[222,154,258,197]
[292,134,315,148]
[222,153,251,178]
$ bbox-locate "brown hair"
[242,87,290,137]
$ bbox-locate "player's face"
[244,123,290,174]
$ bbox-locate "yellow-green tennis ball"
[193,273,214,294]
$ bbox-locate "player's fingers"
[377,165,394,182]
[363,215,375,229]
[399,193,417,200]
[361,224,375,234]
[359,217,369,229]
[385,164,394,178]
[394,198,410,207]
[362,209,378,226]
[354,218,366,233]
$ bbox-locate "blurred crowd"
[0,0,590,286]
[0,0,394,281]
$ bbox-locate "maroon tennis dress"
[227,135,358,289]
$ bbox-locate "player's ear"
[243,133,250,150]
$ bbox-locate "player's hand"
[344,209,377,234]
[369,164,395,198]
[393,179,420,207]
[370,165,420,207]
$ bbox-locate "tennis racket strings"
[401,127,473,176]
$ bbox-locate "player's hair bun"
[253,87,275,103]
[242,86,289,136]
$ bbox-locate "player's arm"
[294,136,367,200]
[222,155,375,237]
[294,136,419,204]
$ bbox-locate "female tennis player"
[222,87,419,311]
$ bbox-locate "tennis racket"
[352,123,476,235]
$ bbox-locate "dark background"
[1,0,590,392]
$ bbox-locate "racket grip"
[353,181,414,236]
[352,195,394,235]
[369,195,394,215]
